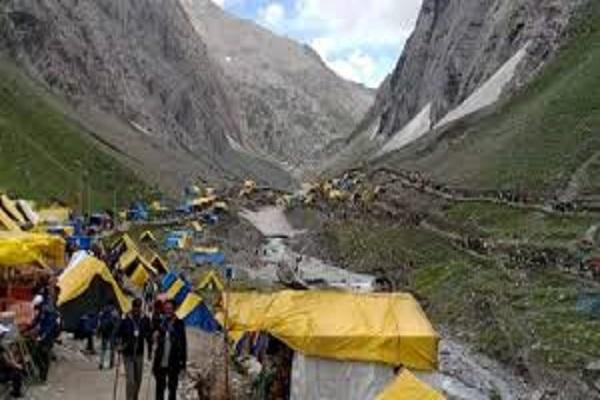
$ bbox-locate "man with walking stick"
[117,298,153,400]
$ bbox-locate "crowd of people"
[0,271,188,400]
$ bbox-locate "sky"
[210,0,423,88]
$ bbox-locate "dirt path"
[27,330,218,400]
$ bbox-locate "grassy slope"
[321,220,600,377]
[445,202,595,244]
[379,2,600,195]
[0,58,150,209]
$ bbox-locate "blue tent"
[181,301,220,332]
[67,235,93,251]
[200,213,219,226]
[165,277,220,333]
[192,251,226,266]
[127,202,148,221]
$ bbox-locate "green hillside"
[379,2,600,196]
[0,58,150,209]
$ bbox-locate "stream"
[239,206,534,400]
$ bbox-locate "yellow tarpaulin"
[58,254,130,312]
[376,370,445,400]
[166,279,185,300]
[0,208,20,232]
[0,195,25,225]
[176,293,202,320]
[37,206,71,224]
[129,263,150,288]
[197,271,224,291]
[0,232,65,267]
[224,291,440,370]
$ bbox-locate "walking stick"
[113,351,121,400]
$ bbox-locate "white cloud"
[274,0,422,87]
[293,0,421,53]
[218,0,424,87]
[211,0,225,8]
[259,3,286,27]
[327,50,378,86]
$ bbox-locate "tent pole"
[223,277,230,400]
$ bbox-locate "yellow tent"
[197,271,225,291]
[58,253,130,330]
[150,254,168,274]
[16,200,39,225]
[118,247,139,271]
[376,370,445,400]
[214,201,228,212]
[118,247,157,276]
[0,232,65,267]
[190,196,216,210]
[150,201,168,212]
[139,230,157,244]
[129,263,150,288]
[37,206,71,224]
[224,291,440,370]
[0,208,20,232]
[0,195,26,225]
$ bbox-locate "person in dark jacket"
[117,298,153,400]
[152,300,187,400]
[98,301,120,369]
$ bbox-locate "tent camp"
[192,247,225,266]
[0,232,65,268]
[161,273,219,332]
[223,290,443,400]
[58,252,130,331]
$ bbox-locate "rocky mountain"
[343,0,584,161]
[0,0,373,195]
[180,0,374,175]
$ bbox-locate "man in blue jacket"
[153,300,187,400]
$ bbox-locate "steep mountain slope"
[373,0,581,138]
[180,0,374,174]
[0,57,149,208]
[330,0,584,174]
[0,0,293,193]
[375,0,600,198]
